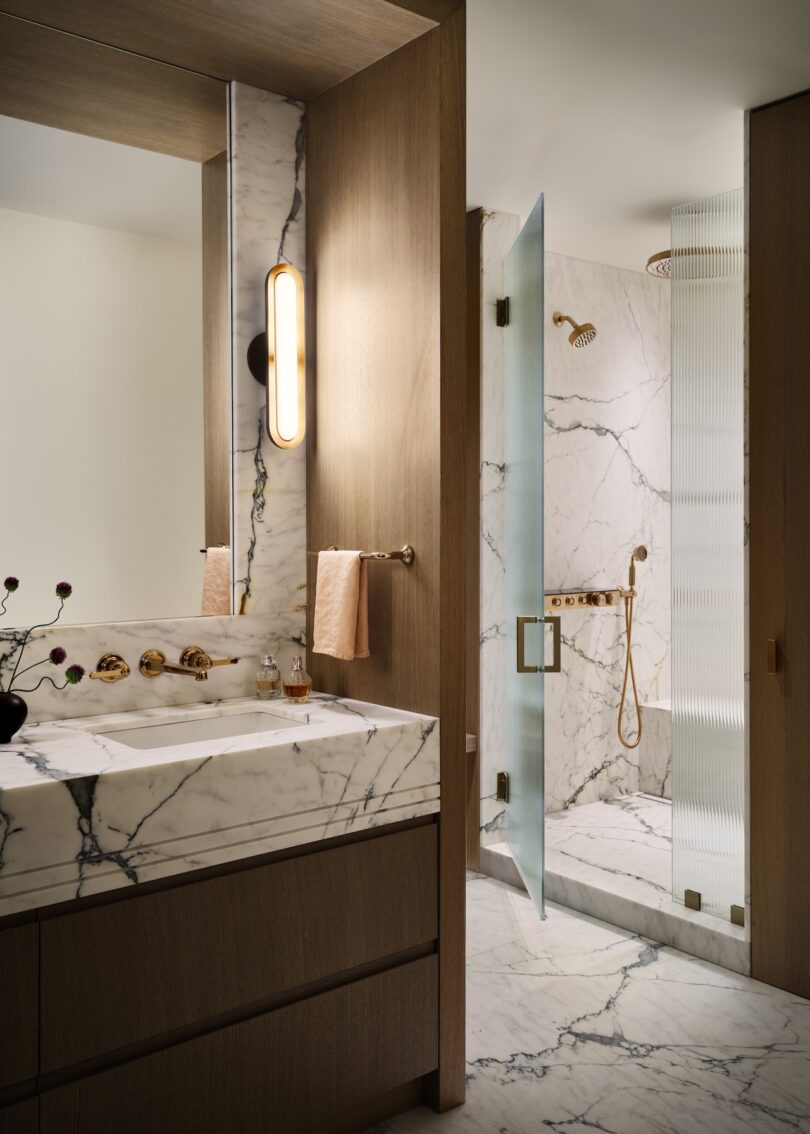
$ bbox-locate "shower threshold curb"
[480,839,750,976]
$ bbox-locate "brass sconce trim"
[247,263,306,450]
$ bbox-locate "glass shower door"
[504,195,556,914]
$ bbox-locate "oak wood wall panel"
[0,1,435,101]
[307,11,466,1111]
[0,922,37,1089]
[41,957,439,1134]
[465,208,482,872]
[40,824,438,1072]
[306,32,442,716]
[0,14,226,161]
[749,88,810,998]
[202,150,231,550]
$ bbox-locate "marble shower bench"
[0,693,440,917]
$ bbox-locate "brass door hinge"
[496,771,510,803]
[496,297,510,327]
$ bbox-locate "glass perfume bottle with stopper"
[283,656,312,703]
[256,654,280,700]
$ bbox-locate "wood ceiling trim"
[0,14,226,162]
[0,1,436,101]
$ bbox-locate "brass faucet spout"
[139,649,208,681]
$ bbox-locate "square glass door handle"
[516,615,561,673]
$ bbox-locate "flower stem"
[8,598,65,689]
[13,675,68,694]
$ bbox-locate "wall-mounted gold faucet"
[139,647,239,681]
[89,654,131,682]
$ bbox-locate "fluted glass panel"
[671,188,745,921]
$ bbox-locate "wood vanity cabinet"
[0,921,37,1091]
[0,819,440,1133]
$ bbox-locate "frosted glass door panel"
[671,188,745,921]
[505,195,545,913]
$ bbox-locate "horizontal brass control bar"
[544,588,633,612]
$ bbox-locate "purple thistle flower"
[3,576,19,592]
[64,664,85,685]
[55,582,73,599]
[49,646,67,666]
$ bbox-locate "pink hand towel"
[312,551,370,660]
[201,547,231,616]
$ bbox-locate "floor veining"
[364,874,810,1134]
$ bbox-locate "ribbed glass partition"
[671,188,745,922]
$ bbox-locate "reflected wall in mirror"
[0,18,230,627]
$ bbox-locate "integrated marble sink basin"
[0,694,440,917]
[93,704,304,750]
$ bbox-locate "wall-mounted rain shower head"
[553,311,597,348]
[646,250,671,278]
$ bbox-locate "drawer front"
[42,955,438,1134]
[41,822,437,1071]
[0,923,37,1088]
[0,1098,37,1134]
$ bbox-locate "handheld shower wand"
[618,546,647,749]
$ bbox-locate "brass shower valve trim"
[544,588,633,612]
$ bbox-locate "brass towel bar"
[308,545,416,566]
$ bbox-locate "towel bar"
[309,545,415,566]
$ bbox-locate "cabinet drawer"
[0,1098,37,1134]
[42,954,438,1134]
[0,923,37,1088]
[41,822,437,1071]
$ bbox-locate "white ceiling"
[467,0,810,272]
[0,115,201,243]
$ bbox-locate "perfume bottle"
[256,654,280,700]
[283,656,312,703]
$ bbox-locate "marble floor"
[365,875,810,1134]
[482,793,748,974]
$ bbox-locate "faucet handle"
[89,653,131,682]
[179,646,240,673]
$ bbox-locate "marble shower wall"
[0,82,308,724]
[544,251,671,812]
[479,213,671,844]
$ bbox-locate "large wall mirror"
[0,15,230,626]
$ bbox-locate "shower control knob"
[588,592,607,607]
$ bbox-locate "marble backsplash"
[478,214,671,844]
[0,82,308,724]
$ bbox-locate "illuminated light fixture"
[247,263,305,449]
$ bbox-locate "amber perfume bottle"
[283,656,312,703]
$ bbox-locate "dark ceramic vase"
[0,692,28,744]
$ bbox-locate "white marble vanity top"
[0,695,440,917]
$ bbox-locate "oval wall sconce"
[247,263,305,449]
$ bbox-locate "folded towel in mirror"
[202,546,231,616]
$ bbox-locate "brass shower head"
[646,250,671,278]
[628,545,648,587]
[553,311,597,349]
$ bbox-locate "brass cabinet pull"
[516,615,562,674]
[767,638,778,675]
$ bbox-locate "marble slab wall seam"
[479,213,672,844]
[0,82,308,724]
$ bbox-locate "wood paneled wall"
[202,151,231,551]
[749,88,810,998]
[306,8,466,1110]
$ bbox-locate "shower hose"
[618,590,642,749]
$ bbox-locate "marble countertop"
[0,694,440,917]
